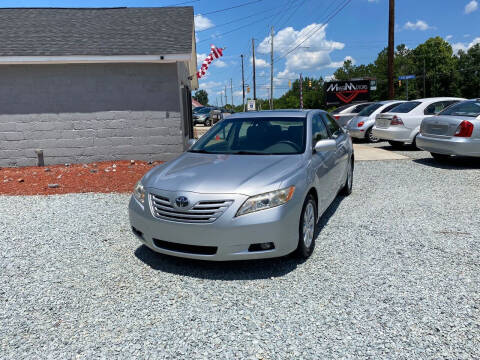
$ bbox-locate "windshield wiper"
[188,149,212,153]
[233,151,269,155]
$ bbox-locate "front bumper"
[372,126,413,143]
[416,134,480,157]
[128,190,303,261]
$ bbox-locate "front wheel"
[366,128,380,143]
[340,157,353,196]
[296,195,317,259]
[204,119,212,127]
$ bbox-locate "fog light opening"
[248,242,275,252]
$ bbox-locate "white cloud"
[450,37,480,53]
[233,90,244,96]
[327,56,356,69]
[465,1,478,14]
[213,59,227,68]
[250,56,269,68]
[445,35,453,41]
[194,14,214,31]
[198,80,222,93]
[258,23,345,78]
[403,20,431,31]
[196,53,207,66]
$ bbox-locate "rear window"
[389,101,421,113]
[331,104,352,114]
[439,101,480,117]
[381,102,404,113]
[357,103,383,116]
[351,103,371,113]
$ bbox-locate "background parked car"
[331,102,373,128]
[417,99,480,160]
[372,97,466,148]
[193,107,215,126]
[346,100,406,143]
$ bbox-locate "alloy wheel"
[302,202,315,248]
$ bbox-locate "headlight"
[133,180,145,204]
[236,186,295,217]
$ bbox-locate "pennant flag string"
[197,45,225,79]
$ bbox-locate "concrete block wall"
[0,63,186,167]
[0,111,183,167]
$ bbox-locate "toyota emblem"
[175,196,189,208]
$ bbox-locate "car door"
[322,113,349,192]
[310,113,337,213]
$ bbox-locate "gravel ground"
[1,155,480,359]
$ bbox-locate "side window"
[424,101,447,115]
[311,114,329,148]
[322,113,342,138]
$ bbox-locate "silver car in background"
[129,110,354,261]
[331,102,372,128]
[347,100,406,143]
[372,97,465,147]
[417,99,480,160]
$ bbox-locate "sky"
[3,0,479,105]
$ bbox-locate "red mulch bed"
[0,160,163,196]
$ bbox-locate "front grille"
[153,239,217,255]
[150,194,233,223]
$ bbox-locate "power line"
[201,0,264,16]
[273,0,352,63]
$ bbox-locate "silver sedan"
[417,99,480,160]
[129,110,354,261]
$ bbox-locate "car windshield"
[389,101,421,113]
[195,107,212,114]
[357,103,383,116]
[189,117,306,155]
[439,101,480,117]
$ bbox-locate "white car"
[331,102,372,128]
[346,100,406,143]
[372,97,466,147]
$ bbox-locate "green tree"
[457,43,480,98]
[193,89,208,106]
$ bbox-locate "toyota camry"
[129,110,354,261]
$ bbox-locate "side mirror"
[314,139,337,153]
[187,138,197,148]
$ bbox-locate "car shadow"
[413,157,480,170]
[134,195,345,281]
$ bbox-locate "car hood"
[142,152,303,196]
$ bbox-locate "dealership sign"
[324,80,371,105]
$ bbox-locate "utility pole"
[230,78,233,108]
[224,85,228,107]
[252,38,257,100]
[241,54,245,112]
[299,73,304,110]
[423,57,426,97]
[270,26,274,110]
[387,0,395,99]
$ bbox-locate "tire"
[410,134,419,149]
[431,152,451,162]
[388,140,404,148]
[365,127,380,143]
[204,118,212,127]
[340,157,354,196]
[296,194,317,259]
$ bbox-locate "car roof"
[227,109,324,119]
[377,100,406,105]
[413,97,466,103]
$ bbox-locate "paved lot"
[1,145,479,359]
